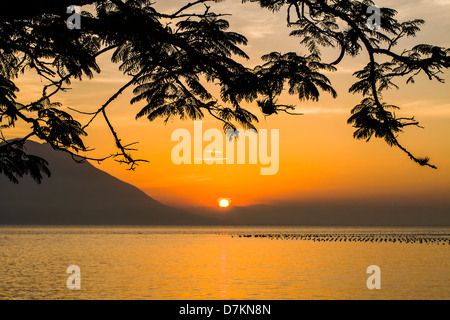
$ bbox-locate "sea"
[0,226,448,300]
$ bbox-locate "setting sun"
[218,199,230,208]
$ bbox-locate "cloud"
[400,100,450,116]
[301,107,348,115]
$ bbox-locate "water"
[0,226,448,300]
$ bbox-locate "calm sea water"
[0,226,448,300]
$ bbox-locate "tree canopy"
[1,0,449,183]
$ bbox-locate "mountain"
[1,141,448,227]
[0,141,212,225]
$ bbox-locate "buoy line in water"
[225,233,450,245]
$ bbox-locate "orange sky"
[8,0,450,208]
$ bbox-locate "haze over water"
[0,226,448,300]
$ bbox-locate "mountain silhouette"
[0,141,212,225]
[1,141,449,227]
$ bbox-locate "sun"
[218,198,230,208]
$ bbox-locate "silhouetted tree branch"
[1,0,449,183]
[245,0,449,169]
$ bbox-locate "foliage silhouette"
[1,0,449,183]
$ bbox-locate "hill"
[0,141,211,225]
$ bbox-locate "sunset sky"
[9,0,450,208]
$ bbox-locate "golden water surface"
[0,226,448,299]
